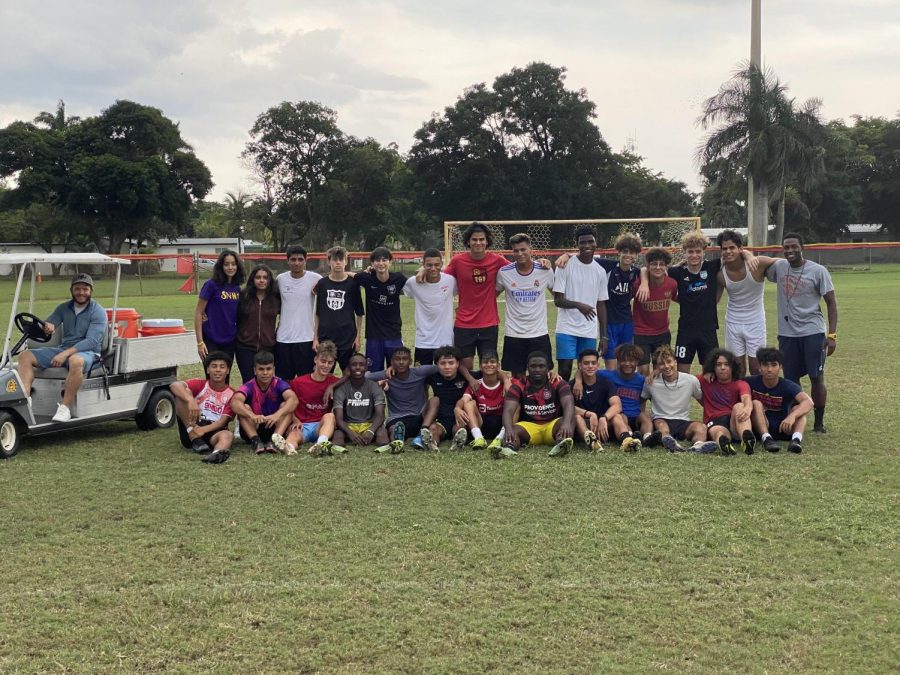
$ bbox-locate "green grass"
[0,266,897,672]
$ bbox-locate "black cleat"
[718,436,736,456]
[644,430,662,448]
[741,430,756,455]
[813,423,826,433]
[191,438,211,454]
[762,437,781,453]
[788,440,803,454]
[202,449,229,464]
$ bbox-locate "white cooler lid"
[141,318,184,327]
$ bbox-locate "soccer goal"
[443,217,702,260]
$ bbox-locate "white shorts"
[725,320,766,358]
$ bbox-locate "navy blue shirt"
[428,370,479,417]
[353,271,407,340]
[597,258,639,324]
[745,375,803,423]
[571,376,617,417]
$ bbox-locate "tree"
[845,115,900,236]
[0,100,212,253]
[698,63,825,245]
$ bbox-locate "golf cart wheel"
[0,411,21,459]
[136,389,176,430]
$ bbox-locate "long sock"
[471,427,483,440]
[814,406,825,425]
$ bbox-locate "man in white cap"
[17,273,108,422]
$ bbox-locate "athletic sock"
[496,428,506,441]
[618,432,630,442]
[471,428,483,440]
[792,432,803,442]
[814,406,825,426]
[761,433,773,442]
[317,435,328,444]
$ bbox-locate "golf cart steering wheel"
[15,312,51,343]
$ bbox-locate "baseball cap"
[71,273,94,288]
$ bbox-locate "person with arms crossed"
[169,350,235,464]
[275,245,322,380]
[230,351,299,455]
[17,273,108,423]
[746,347,813,453]
[765,232,838,433]
[314,246,364,373]
[553,226,609,382]
[403,248,457,367]
[699,348,755,456]
[353,247,407,371]
[332,353,390,450]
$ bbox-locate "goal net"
[444,217,702,260]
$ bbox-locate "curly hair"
[433,345,462,363]
[463,222,493,248]
[614,233,642,254]
[680,232,709,251]
[615,343,644,363]
[645,247,672,266]
[702,348,741,380]
[652,344,677,367]
[315,340,338,361]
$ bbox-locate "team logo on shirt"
[386,285,396,294]
[472,268,486,284]
[543,388,551,400]
[534,280,540,287]
[326,289,346,310]
[700,270,708,280]
[353,391,362,400]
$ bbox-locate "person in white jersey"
[274,245,322,380]
[402,248,457,366]
[715,230,773,376]
[495,233,555,379]
[552,226,609,381]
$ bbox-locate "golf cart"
[0,253,198,458]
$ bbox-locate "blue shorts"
[555,334,596,361]
[366,337,405,372]
[605,322,634,360]
[300,421,322,443]
[31,348,98,374]
[778,334,826,382]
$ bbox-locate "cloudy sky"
[2,0,898,202]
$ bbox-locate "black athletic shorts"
[414,348,436,366]
[454,325,499,360]
[435,414,458,435]
[274,341,315,380]
[239,424,275,444]
[635,332,671,366]
[388,415,423,439]
[481,415,503,439]
[778,333,826,383]
[502,335,552,374]
[655,417,693,440]
[177,419,227,449]
[675,330,718,366]
[706,415,732,432]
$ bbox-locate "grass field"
[0,265,897,672]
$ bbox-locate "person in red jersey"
[699,348,755,456]
[280,341,342,457]
[632,247,678,375]
[455,350,507,452]
[170,350,235,464]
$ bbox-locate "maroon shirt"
[506,378,572,423]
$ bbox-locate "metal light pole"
[747,0,763,245]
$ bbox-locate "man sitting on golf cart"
[16,273,107,423]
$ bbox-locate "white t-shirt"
[553,257,609,338]
[496,261,554,338]
[641,372,702,421]
[276,271,322,343]
[402,273,457,349]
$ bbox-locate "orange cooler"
[139,318,186,337]
[106,308,141,338]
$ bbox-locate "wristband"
[826,333,837,340]
[363,428,375,437]
[599,336,609,342]
[583,412,591,420]
[197,341,205,347]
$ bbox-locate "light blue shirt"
[46,299,107,354]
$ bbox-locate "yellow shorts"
[348,422,372,435]
[516,419,560,446]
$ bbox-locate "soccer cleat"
[51,403,72,423]
[787,440,803,454]
[487,437,503,455]
[449,428,469,452]
[308,440,333,457]
[741,430,756,455]
[693,441,718,454]
[584,430,602,453]
[411,436,424,450]
[391,421,406,442]
[492,442,518,459]
[271,433,287,453]
[374,443,392,454]
[284,444,298,457]
[813,423,826,433]
[201,449,230,464]
[662,435,685,453]
[191,438,211,454]
[420,428,440,452]
[389,439,404,454]
[548,437,573,457]
[763,437,781,453]
[643,430,662,448]
[330,444,348,454]
[630,435,643,451]
[718,436,736,456]
[620,436,638,453]
[469,437,488,450]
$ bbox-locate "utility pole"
[747,0,763,246]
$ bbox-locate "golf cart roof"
[0,253,130,265]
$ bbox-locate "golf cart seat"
[27,326,114,380]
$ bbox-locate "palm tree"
[697,63,824,245]
[34,100,80,131]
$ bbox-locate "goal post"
[443,217,702,260]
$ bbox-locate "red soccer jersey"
[290,373,339,423]
[506,378,572,423]
[699,378,750,423]
[632,276,678,335]
[185,379,234,423]
[445,251,507,328]
[464,379,504,417]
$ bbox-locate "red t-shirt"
[506,378,572,423]
[290,373,339,423]
[699,378,749,423]
[632,276,678,336]
[464,380,504,417]
[445,251,507,328]
[185,379,234,423]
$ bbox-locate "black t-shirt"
[597,259,639,324]
[315,276,364,350]
[428,370,480,417]
[354,271,407,339]
[668,259,722,332]
[571,376,616,417]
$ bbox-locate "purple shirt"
[238,377,291,416]
[199,279,241,344]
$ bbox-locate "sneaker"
[271,433,287,453]
[470,437,488,450]
[191,438,211,454]
[391,421,406,442]
[449,428,468,452]
[693,441,718,454]
[420,428,440,452]
[644,430,662,448]
[718,437,736,456]
[584,430,602,453]
[51,403,72,423]
[788,440,803,454]
[741,430,756,455]
[201,449,230,464]
[548,437,573,457]
[411,435,424,450]
[762,437,781,453]
[662,435,685,453]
